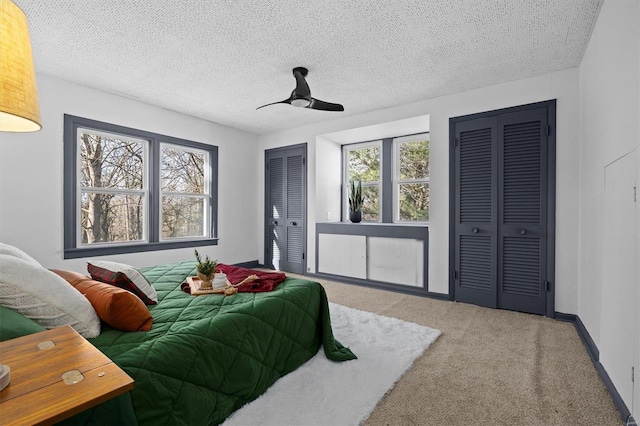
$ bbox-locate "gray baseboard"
[556,311,630,425]
[232,260,261,268]
[307,271,450,300]
[555,312,599,363]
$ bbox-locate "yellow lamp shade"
[0,0,41,132]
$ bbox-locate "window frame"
[341,132,430,224]
[76,129,150,248]
[64,114,218,259]
[393,133,430,224]
[159,142,211,242]
[342,140,383,222]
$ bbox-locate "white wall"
[315,136,342,224]
[577,0,640,388]
[258,68,581,313]
[0,74,260,272]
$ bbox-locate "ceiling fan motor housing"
[292,67,308,77]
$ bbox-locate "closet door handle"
[472,227,479,234]
[519,229,526,235]
[292,221,297,226]
[273,220,278,226]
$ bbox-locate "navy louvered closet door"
[497,109,548,314]
[454,117,499,308]
[265,145,306,274]
[452,103,553,316]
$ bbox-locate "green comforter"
[85,261,355,425]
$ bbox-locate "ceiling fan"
[257,67,344,112]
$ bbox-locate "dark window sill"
[316,222,428,239]
[63,239,218,259]
[338,221,429,227]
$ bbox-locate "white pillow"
[0,254,100,338]
[0,242,42,267]
[87,260,158,304]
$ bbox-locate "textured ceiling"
[14,0,602,135]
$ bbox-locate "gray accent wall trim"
[63,114,219,259]
[64,239,218,259]
[546,101,557,319]
[555,312,599,362]
[381,139,393,223]
[317,222,428,238]
[557,312,630,424]
[307,272,449,300]
[232,260,261,268]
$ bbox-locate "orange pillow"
[51,269,153,332]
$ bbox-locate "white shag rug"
[223,302,442,426]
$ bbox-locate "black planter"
[349,211,362,223]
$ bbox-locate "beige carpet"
[309,276,621,426]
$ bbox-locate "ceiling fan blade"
[292,67,311,97]
[256,99,292,110]
[308,98,344,111]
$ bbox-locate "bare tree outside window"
[161,145,208,239]
[79,131,145,244]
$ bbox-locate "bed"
[0,257,355,425]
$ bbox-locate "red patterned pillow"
[88,262,157,305]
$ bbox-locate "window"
[79,131,148,245]
[343,141,382,221]
[64,115,218,258]
[394,134,429,222]
[160,144,209,240]
[342,133,429,224]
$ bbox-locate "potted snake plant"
[348,180,364,223]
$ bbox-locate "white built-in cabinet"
[316,223,428,293]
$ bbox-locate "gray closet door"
[497,109,548,314]
[452,102,553,316]
[454,117,498,308]
[265,145,306,274]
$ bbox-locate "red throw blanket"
[218,264,286,292]
[181,264,286,294]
